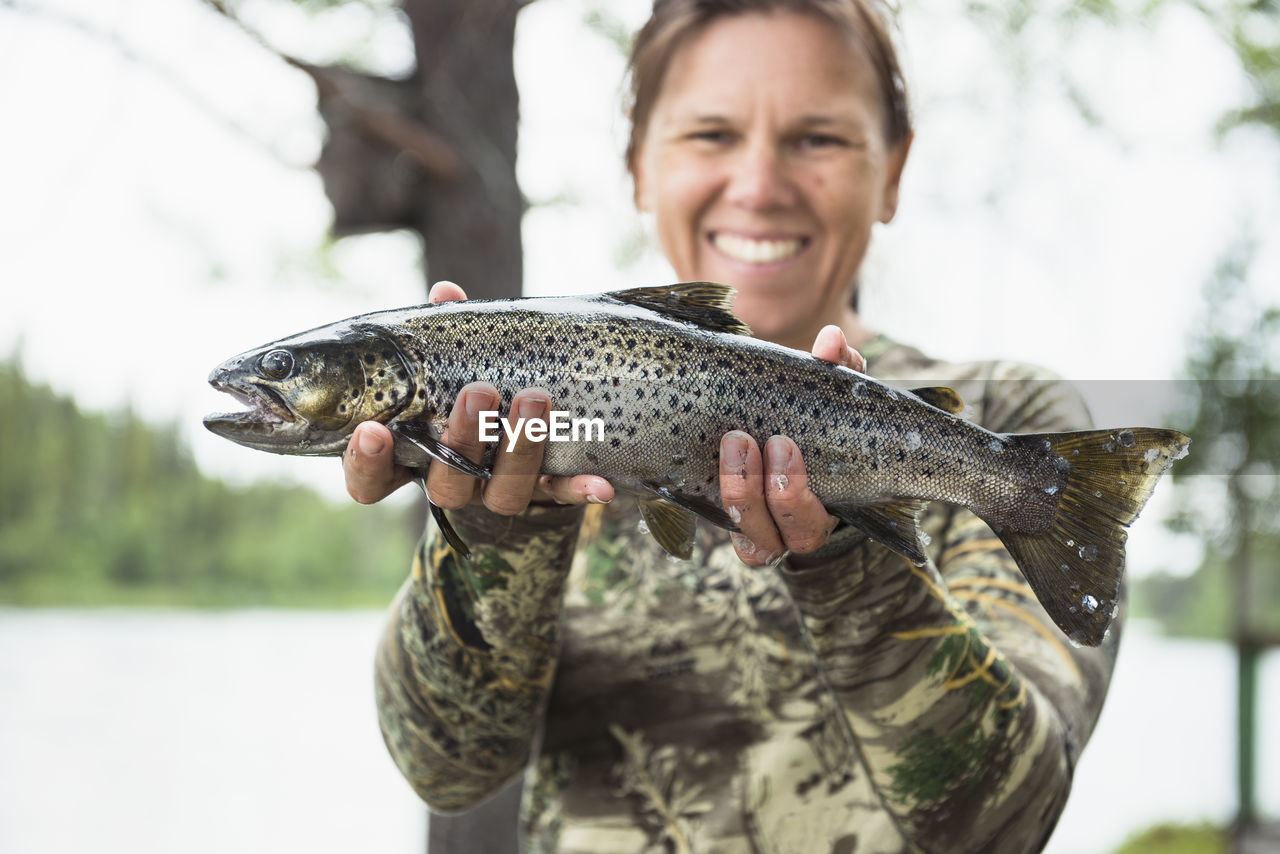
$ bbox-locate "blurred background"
[0,0,1277,851]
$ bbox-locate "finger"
[762,436,838,554]
[719,431,785,566]
[483,389,552,516]
[425,383,497,510]
[345,421,415,504]
[533,474,615,506]
[428,281,467,303]
[812,325,865,373]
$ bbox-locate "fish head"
[204,324,414,456]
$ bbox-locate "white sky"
[2,0,1277,575]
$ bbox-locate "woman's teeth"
[712,233,803,263]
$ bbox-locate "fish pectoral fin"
[910,386,965,415]
[605,282,753,337]
[429,500,472,558]
[640,482,740,532]
[827,499,929,566]
[639,498,697,560]
[392,422,492,480]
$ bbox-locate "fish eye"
[260,349,294,380]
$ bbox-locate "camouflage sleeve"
[778,365,1118,852]
[374,503,585,812]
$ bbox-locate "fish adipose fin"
[606,282,753,337]
[827,499,930,566]
[392,422,492,481]
[910,386,965,415]
[993,428,1190,647]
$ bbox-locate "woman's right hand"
[343,281,614,512]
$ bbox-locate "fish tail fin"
[993,428,1189,647]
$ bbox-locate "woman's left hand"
[719,325,865,566]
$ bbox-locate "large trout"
[205,283,1188,646]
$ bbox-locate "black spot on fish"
[374,392,384,402]
[363,354,376,366]
[610,438,620,448]
[417,390,426,400]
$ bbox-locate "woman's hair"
[624,0,911,172]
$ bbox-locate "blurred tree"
[209,0,530,300]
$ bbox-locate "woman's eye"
[688,129,733,145]
[797,133,846,150]
[260,349,294,380]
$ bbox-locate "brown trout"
[205,283,1189,646]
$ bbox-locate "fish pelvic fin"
[639,498,697,560]
[827,499,930,566]
[606,282,753,337]
[993,428,1190,647]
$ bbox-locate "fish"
[204,282,1189,646]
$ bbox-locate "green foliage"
[1131,240,1280,638]
[1109,822,1228,854]
[0,357,417,607]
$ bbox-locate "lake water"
[1,610,1275,853]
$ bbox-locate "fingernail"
[357,427,383,456]
[519,396,547,419]
[765,437,792,492]
[731,532,755,555]
[585,493,610,505]
[465,390,494,418]
[723,432,749,473]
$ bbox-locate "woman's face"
[633,12,910,349]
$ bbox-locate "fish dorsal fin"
[607,282,753,337]
[639,498,697,560]
[910,386,965,415]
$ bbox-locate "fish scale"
[205,282,1189,646]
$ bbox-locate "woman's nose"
[723,142,795,211]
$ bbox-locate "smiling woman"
[629,8,910,351]
[347,2,1144,852]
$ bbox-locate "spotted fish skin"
[205,283,1189,645]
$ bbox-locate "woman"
[349,2,1117,851]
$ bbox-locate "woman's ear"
[631,154,651,213]
[878,130,913,224]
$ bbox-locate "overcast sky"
[2,0,1277,574]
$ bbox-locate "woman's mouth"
[710,232,807,264]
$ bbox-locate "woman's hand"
[344,281,614,512]
[719,325,865,566]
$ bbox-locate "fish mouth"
[204,377,298,433]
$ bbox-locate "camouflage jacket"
[374,337,1120,853]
